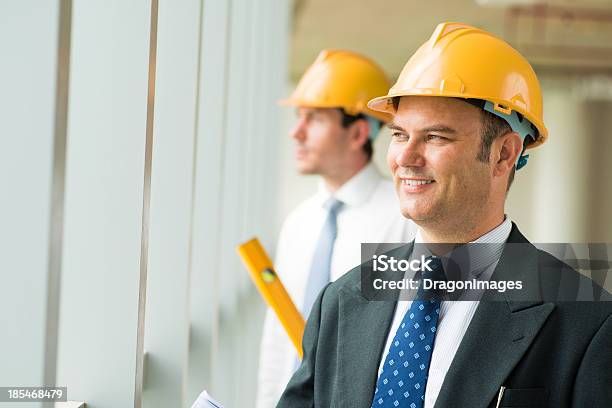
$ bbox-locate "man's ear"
[493,131,522,177]
[349,119,370,152]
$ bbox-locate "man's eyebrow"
[422,125,456,134]
[387,123,457,134]
[387,123,405,132]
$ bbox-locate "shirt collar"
[413,216,512,277]
[316,162,381,208]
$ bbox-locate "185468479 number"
[1,387,67,402]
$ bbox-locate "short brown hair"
[337,109,376,161]
[476,108,516,191]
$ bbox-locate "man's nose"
[395,138,425,168]
[291,118,307,142]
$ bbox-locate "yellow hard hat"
[281,50,392,123]
[368,22,548,155]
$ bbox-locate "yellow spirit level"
[237,237,305,358]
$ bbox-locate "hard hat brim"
[279,96,392,123]
[367,92,548,150]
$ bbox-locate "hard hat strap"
[366,116,382,141]
[483,101,536,171]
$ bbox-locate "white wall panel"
[187,0,290,406]
[141,0,201,407]
[186,0,231,405]
[56,0,151,406]
[212,0,290,405]
[0,3,60,407]
[213,0,255,403]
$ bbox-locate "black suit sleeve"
[572,314,612,406]
[277,283,331,408]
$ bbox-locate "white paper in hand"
[190,390,224,408]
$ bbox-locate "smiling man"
[256,50,416,408]
[277,23,611,408]
[387,96,516,244]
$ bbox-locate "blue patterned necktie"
[371,256,445,408]
[302,197,344,319]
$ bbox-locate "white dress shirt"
[377,217,512,408]
[256,163,417,408]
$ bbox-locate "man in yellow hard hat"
[256,50,417,407]
[278,23,611,408]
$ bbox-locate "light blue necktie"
[371,257,445,408]
[302,197,344,319]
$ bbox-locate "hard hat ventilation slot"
[493,103,512,115]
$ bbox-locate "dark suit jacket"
[277,224,612,407]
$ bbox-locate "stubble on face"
[387,96,494,238]
[292,108,348,176]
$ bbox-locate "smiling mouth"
[401,179,435,186]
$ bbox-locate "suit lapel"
[433,225,556,408]
[337,288,396,407]
[432,300,554,407]
[335,243,412,407]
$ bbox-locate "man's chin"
[296,164,317,175]
[399,205,434,224]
